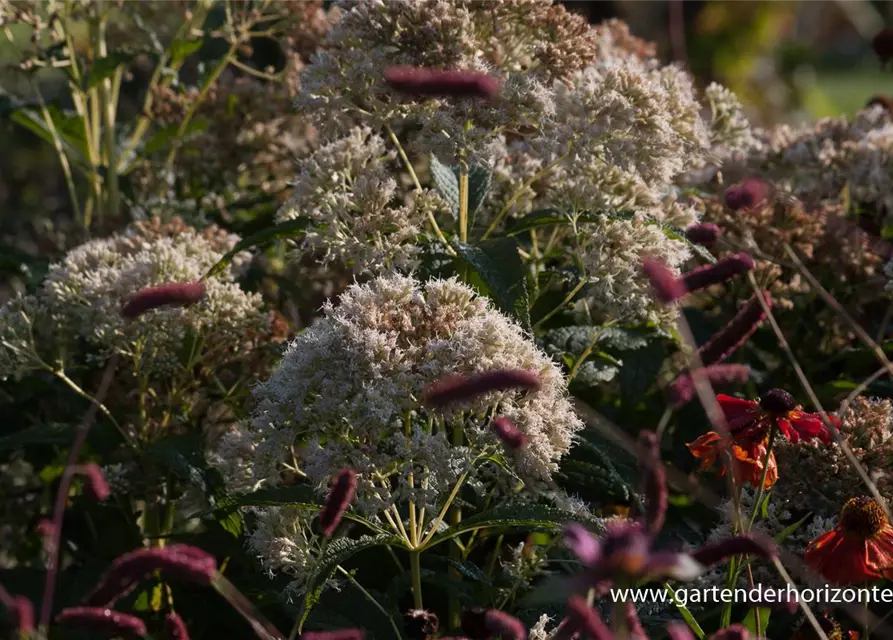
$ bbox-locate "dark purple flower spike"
[638,431,667,537]
[384,66,501,100]
[643,258,685,303]
[686,222,722,247]
[122,282,205,318]
[680,253,754,294]
[491,417,527,451]
[423,369,541,408]
[56,606,148,637]
[301,631,365,640]
[724,179,769,212]
[319,468,358,538]
[85,545,217,606]
[698,293,772,365]
[461,608,527,640]
[873,28,893,67]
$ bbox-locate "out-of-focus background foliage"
[1,0,891,289]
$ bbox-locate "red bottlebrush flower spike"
[625,601,647,639]
[36,518,54,542]
[479,610,527,640]
[637,431,667,537]
[711,625,753,640]
[319,468,358,538]
[491,417,526,451]
[78,462,110,501]
[404,609,439,640]
[690,533,776,567]
[164,612,190,640]
[723,179,769,211]
[698,292,771,365]
[873,28,893,67]
[642,258,685,304]
[301,630,365,640]
[122,282,205,318]
[685,222,721,247]
[667,364,751,408]
[565,595,613,640]
[384,66,501,100]
[85,545,217,606]
[680,253,754,293]
[423,369,541,408]
[56,607,148,637]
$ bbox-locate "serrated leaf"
[202,218,310,279]
[430,155,459,218]
[423,502,601,549]
[570,359,620,387]
[296,535,401,634]
[453,238,531,331]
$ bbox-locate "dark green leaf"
[142,117,210,156]
[430,155,459,218]
[467,164,491,229]
[773,512,812,543]
[506,209,564,236]
[741,607,771,637]
[85,52,136,90]
[453,238,531,331]
[202,218,311,279]
[618,340,666,408]
[169,39,203,66]
[0,423,77,452]
[570,358,620,387]
[423,502,602,549]
[297,535,401,634]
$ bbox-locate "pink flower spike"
[685,222,721,247]
[637,431,667,536]
[698,293,771,365]
[690,533,776,567]
[491,417,527,451]
[319,468,358,538]
[680,253,754,293]
[79,463,110,501]
[484,610,527,640]
[56,607,147,637]
[384,66,501,100]
[642,258,685,304]
[301,630,365,640]
[667,365,751,408]
[85,545,217,606]
[164,612,190,639]
[122,282,205,318]
[565,595,613,640]
[423,369,541,408]
[9,595,35,634]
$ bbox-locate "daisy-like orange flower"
[804,496,893,585]
[717,389,838,444]
[687,431,778,489]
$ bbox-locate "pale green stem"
[410,550,424,610]
[336,565,403,640]
[533,279,586,329]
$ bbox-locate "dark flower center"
[839,496,888,539]
[758,389,796,414]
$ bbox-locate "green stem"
[410,550,423,610]
[448,422,464,631]
[31,84,83,225]
[458,163,469,243]
[533,279,586,329]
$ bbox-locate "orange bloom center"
[838,497,888,539]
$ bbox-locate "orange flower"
[687,431,778,489]
[804,496,893,585]
[717,390,837,445]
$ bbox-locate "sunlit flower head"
[805,496,893,585]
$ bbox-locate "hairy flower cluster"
[701,82,763,167]
[229,275,582,585]
[277,127,448,273]
[297,0,598,165]
[0,217,268,380]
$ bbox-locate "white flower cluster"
[277,126,448,274]
[0,219,268,380]
[701,82,763,166]
[227,274,583,583]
